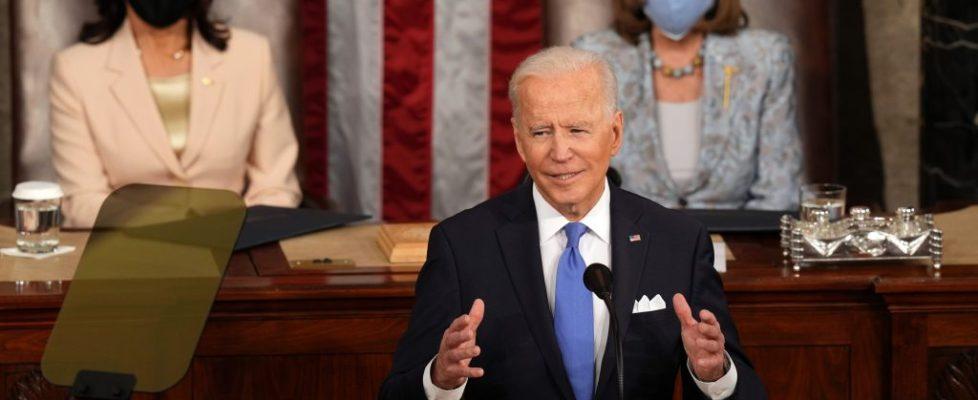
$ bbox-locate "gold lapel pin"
[722,65,738,111]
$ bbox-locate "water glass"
[13,181,64,253]
[799,183,846,222]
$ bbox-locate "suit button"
[678,197,688,208]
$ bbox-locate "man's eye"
[570,129,588,135]
[531,130,549,137]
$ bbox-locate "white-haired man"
[380,47,765,400]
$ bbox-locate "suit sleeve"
[50,53,112,229]
[681,227,767,399]
[745,35,804,211]
[242,37,302,208]
[379,225,463,399]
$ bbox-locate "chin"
[540,185,587,209]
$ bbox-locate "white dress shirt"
[423,180,737,399]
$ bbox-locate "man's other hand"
[432,299,486,389]
[673,293,727,382]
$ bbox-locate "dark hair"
[612,0,749,45]
[79,0,230,51]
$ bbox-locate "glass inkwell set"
[780,184,943,272]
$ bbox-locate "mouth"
[545,171,583,182]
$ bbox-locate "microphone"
[584,263,624,400]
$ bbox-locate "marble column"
[920,0,978,207]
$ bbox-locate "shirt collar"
[532,179,611,244]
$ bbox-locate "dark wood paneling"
[745,346,850,400]
[192,356,322,399]
[319,354,393,400]
[927,314,978,347]
[195,317,408,356]
[733,306,887,399]
[892,314,929,400]
[0,233,976,399]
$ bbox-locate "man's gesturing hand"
[432,299,486,390]
[673,293,728,382]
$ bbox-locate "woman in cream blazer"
[51,2,300,228]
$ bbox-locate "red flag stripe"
[382,0,435,221]
[300,0,329,200]
[489,0,544,197]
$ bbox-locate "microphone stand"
[598,293,624,400]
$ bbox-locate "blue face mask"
[643,0,716,41]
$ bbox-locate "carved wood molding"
[6,368,60,400]
[935,349,978,400]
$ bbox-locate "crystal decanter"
[886,207,930,255]
[847,206,888,256]
[802,209,851,257]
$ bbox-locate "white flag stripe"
[432,0,491,219]
[327,0,384,219]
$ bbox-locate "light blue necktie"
[554,222,594,400]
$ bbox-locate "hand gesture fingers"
[672,294,727,382]
[672,293,698,328]
[433,299,486,389]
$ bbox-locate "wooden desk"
[0,227,976,399]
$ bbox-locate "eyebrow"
[561,121,593,128]
[527,123,553,131]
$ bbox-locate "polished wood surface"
[1,228,977,399]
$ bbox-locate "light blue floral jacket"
[573,29,804,210]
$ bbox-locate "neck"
[650,27,703,52]
[129,12,189,53]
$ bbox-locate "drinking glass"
[799,183,846,222]
[13,181,64,253]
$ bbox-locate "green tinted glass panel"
[42,185,246,392]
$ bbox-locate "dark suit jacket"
[379,183,766,399]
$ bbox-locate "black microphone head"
[584,263,613,298]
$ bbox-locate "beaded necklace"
[651,47,705,79]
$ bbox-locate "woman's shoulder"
[52,41,110,81]
[718,28,792,57]
[735,28,790,49]
[54,39,110,66]
[571,28,634,55]
[710,28,794,70]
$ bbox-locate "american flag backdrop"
[300,0,544,222]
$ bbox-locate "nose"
[549,131,574,163]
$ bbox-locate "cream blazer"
[50,21,301,228]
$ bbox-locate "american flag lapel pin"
[629,234,641,242]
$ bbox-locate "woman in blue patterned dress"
[573,0,804,210]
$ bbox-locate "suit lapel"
[180,29,226,167]
[106,21,187,180]
[595,187,650,397]
[496,185,576,400]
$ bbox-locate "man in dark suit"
[380,46,765,399]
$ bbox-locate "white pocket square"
[632,294,666,314]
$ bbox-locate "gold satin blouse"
[147,73,191,156]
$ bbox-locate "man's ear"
[610,110,624,156]
[512,117,527,162]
